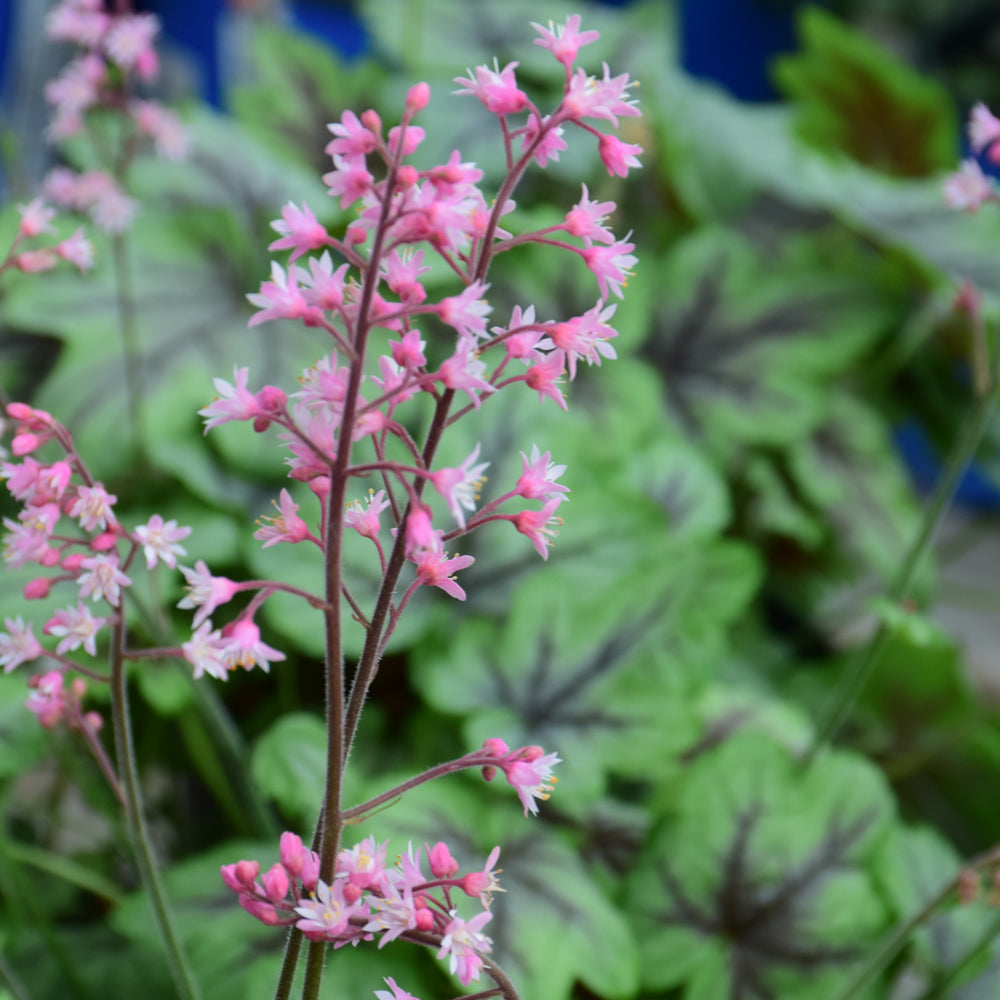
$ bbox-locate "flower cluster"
[222,834,500,989]
[41,0,188,233]
[944,103,1000,213]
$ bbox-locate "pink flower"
[521,112,567,167]
[563,63,640,126]
[17,198,57,238]
[944,160,994,212]
[435,281,492,339]
[435,337,496,408]
[364,880,417,946]
[199,367,262,431]
[247,261,325,328]
[344,490,391,540]
[436,909,492,985]
[26,671,69,729]
[374,978,421,1000]
[389,329,427,370]
[130,100,189,160]
[45,602,108,656]
[0,616,43,672]
[104,13,159,75]
[579,237,636,300]
[221,619,286,673]
[77,554,132,605]
[133,514,191,569]
[68,483,117,531]
[514,497,564,560]
[523,350,568,409]
[55,228,95,271]
[338,835,389,891]
[268,202,331,262]
[532,16,600,67]
[501,749,561,816]
[182,621,230,681]
[461,846,502,905]
[564,185,616,244]
[454,61,529,115]
[411,543,475,601]
[299,252,350,311]
[540,299,618,378]
[597,133,643,178]
[969,102,1000,159]
[325,110,379,159]
[383,249,430,305]
[294,878,360,939]
[323,154,375,209]
[253,489,311,547]
[516,445,569,500]
[428,444,489,528]
[177,560,239,628]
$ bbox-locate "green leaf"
[773,8,957,177]
[629,732,895,998]
[250,712,326,823]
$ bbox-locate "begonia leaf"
[628,732,895,999]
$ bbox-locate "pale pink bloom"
[428,444,489,528]
[435,281,492,339]
[383,249,430,305]
[598,133,643,178]
[540,299,618,378]
[532,16,600,67]
[182,621,230,681]
[134,514,191,569]
[496,304,547,362]
[17,198,57,238]
[387,123,425,157]
[254,489,310,547]
[0,616,43,672]
[177,560,239,628]
[461,846,503,905]
[2,512,56,568]
[435,337,496,408]
[374,978,420,1000]
[323,154,374,209]
[46,2,110,46]
[325,110,379,159]
[514,497,564,560]
[437,909,492,985]
[944,160,994,212]
[45,602,107,656]
[69,483,117,532]
[55,228,95,271]
[299,251,350,311]
[523,350,568,409]
[454,60,529,115]
[199,367,261,431]
[90,187,138,233]
[580,237,636,300]
[77,554,131,605]
[394,842,427,890]
[104,13,159,72]
[520,112,567,167]
[344,490,390,540]
[412,546,475,601]
[247,261,324,327]
[268,202,330,262]
[502,750,561,815]
[130,100,188,160]
[427,150,483,194]
[45,54,103,116]
[364,880,417,947]
[338,835,389,890]
[221,619,286,673]
[295,351,350,415]
[516,445,569,500]
[281,410,338,481]
[969,102,1000,157]
[294,878,358,939]
[16,249,59,273]
[564,185,616,243]
[42,166,80,206]
[2,457,44,503]
[389,329,427,369]
[26,671,69,728]
[563,63,641,126]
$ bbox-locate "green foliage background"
[4,2,1000,999]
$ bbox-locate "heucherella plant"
[0,14,639,1000]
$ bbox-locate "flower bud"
[24,578,51,600]
[361,109,382,134]
[280,831,304,876]
[406,82,430,114]
[262,863,289,903]
[235,859,260,888]
[482,737,509,757]
[429,841,459,878]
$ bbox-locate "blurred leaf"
[774,8,957,177]
[250,712,326,823]
[629,732,895,999]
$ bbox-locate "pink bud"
[308,475,331,499]
[361,109,382,134]
[6,403,34,421]
[462,872,489,896]
[83,711,103,731]
[40,549,60,567]
[280,832,304,876]
[238,895,280,925]
[91,532,117,551]
[257,385,287,413]
[481,765,497,782]
[62,553,86,572]
[220,863,243,893]
[345,224,367,245]
[414,906,434,931]
[406,82,430,113]
[235,859,260,889]
[24,578,51,600]
[482,737,509,757]
[12,433,39,456]
[428,841,459,878]
[396,164,419,188]
[71,678,87,698]
[343,882,363,904]
[300,849,320,892]
[519,745,544,761]
[262,863,289,903]
[252,416,273,433]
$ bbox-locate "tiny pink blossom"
[323,154,375,209]
[523,350,568,409]
[68,483,117,532]
[969,102,1000,158]
[411,544,475,601]
[344,490,391,540]
[428,444,489,528]
[579,237,636,300]
[77,553,132,605]
[325,110,379,159]
[454,61,529,115]
[374,978,421,1000]
[521,112,567,167]
[461,846,503,905]
[564,185,616,244]
[268,202,331,262]
[0,616,43,673]
[182,621,230,681]
[389,329,427,370]
[516,445,569,500]
[435,281,492,339]
[221,619,286,673]
[435,337,496,408]
[597,133,643,178]
[563,63,641,126]
[177,560,239,628]
[17,198,57,238]
[199,367,261,431]
[254,489,311,547]
[104,13,159,73]
[247,261,325,328]
[134,514,191,569]
[294,878,358,939]
[45,602,108,656]
[26,671,69,728]
[514,497,564,560]
[532,16,601,67]
[436,909,492,985]
[55,228,95,271]
[338,835,389,891]
[944,160,995,212]
[501,750,561,815]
